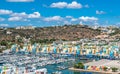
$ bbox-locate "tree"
[0,50,3,53]
[0,41,8,46]
[78,62,84,69]
[111,67,118,72]
[74,62,84,69]
[74,64,79,68]
[103,67,108,71]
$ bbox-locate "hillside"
[109,28,120,35]
[0,25,101,43]
[109,28,120,38]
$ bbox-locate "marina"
[0,51,119,74]
[0,52,103,74]
[0,38,120,74]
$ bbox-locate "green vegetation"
[31,39,56,44]
[103,67,108,71]
[0,41,8,46]
[0,41,15,53]
[109,28,120,36]
[74,62,84,69]
[111,67,118,72]
[0,50,3,53]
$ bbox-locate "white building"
[35,68,47,74]
[6,31,12,34]
[16,26,35,30]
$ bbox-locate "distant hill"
[109,28,120,35]
[109,28,120,38]
[0,25,101,43]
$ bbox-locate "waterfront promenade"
[69,59,120,74]
[69,67,120,74]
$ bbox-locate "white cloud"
[50,1,82,9]
[0,24,9,27]
[84,4,89,8]
[11,12,41,18]
[28,12,41,18]
[96,10,106,14]
[8,16,29,21]
[79,16,98,21]
[94,22,99,25]
[66,16,78,22]
[44,16,63,21]
[0,9,40,22]
[0,17,5,21]
[0,9,13,15]
[8,16,22,21]
[50,2,67,8]
[115,23,120,26]
[64,21,71,25]
[7,0,34,2]
[11,12,28,17]
[65,16,73,18]
[79,21,83,25]
[71,18,78,21]
[7,11,41,21]
[67,1,82,9]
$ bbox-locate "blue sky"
[0,0,120,27]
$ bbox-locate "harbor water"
[0,53,106,74]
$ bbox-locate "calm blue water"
[44,64,100,74]
[43,55,103,74]
[0,61,100,74]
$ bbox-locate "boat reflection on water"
[56,66,68,70]
[52,71,62,74]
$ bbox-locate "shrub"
[74,64,79,68]
[111,67,118,72]
[103,67,108,71]
[74,62,84,69]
